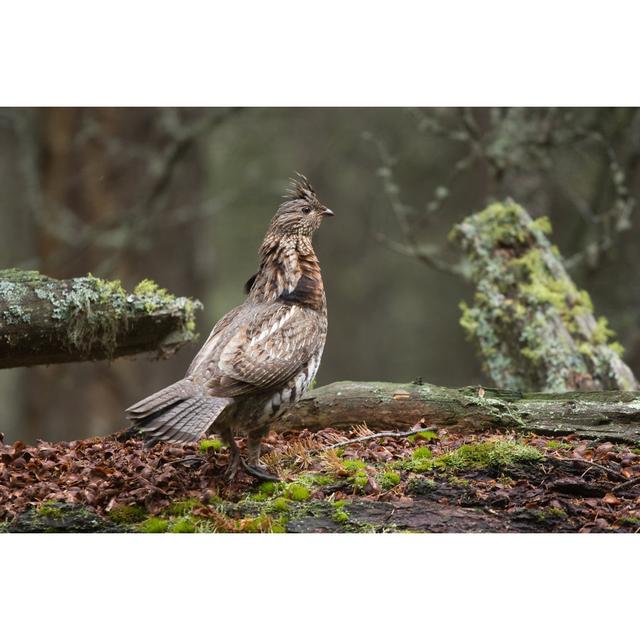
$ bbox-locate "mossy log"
[275,381,640,443]
[451,201,638,392]
[0,269,201,368]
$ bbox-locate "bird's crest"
[284,173,319,205]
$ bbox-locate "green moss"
[410,430,438,442]
[533,507,566,521]
[406,477,437,495]
[284,484,311,501]
[242,514,283,533]
[617,516,640,527]
[412,447,433,460]
[37,502,64,519]
[199,439,223,453]
[302,473,337,486]
[332,507,349,524]
[108,504,146,524]
[258,481,282,497]
[402,440,543,473]
[545,440,572,450]
[270,497,291,512]
[438,441,543,470]
[379,470,401,490]
[342,459,366,472]
[166,498,201,516]
[352,471,369,491]
[138,517,170,533]
[168,516,197,533]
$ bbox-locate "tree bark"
[451,200,639,392]
[0,269,200,368]
[275,381,640,443]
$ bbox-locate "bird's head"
[269,174,334,238]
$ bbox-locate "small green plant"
[545,440,572,450]
[285,484,311,501]
[379,470,401,490]
[332,507,349,524]
[199,439,223,453]
[342,459,366,472]
[108,504,146,524]
[36,502,64,519]
[138,517,170,533]
[169,517,197,533]
[407,431,438,443]
[166,498,201,516]
[270,497,291,512]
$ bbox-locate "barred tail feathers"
[126,380,232,445]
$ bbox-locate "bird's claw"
[240,458,280,483]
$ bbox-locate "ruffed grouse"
[125,175,333,481]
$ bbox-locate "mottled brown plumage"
[125,175,333,480]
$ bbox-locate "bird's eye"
[302,206,311,214]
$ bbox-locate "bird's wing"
[186,304,245,378]
[208,302,323,397]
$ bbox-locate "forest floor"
[1,424,640,533]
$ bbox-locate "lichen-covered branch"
[0,269,201,368]
[450,200,638,392]
[275,381,640,443]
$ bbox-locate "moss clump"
[37,502,64,519]
[108,504,147,524]
[168,516,198,533]
[352,471,369,491]
[258,481,282,497]
[199,439,223,453]
[138,517,170,533]
[342,459,366,473]
[437,441,543,470]
[166,498,201,517]
[533,507,566,522]
[379,470,401,490]
[406,477,437,495]
[407,431,438,443]
[302,473,337,487]
[332,507,350,524]
[284,484,311,501]
[412,447,433,460]
[402,440,542,473]
[270,497,291,512]
[545,440,572,450]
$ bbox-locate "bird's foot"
[239,457,280,483]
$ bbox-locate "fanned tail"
[125,379,232,446]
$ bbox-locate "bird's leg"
[242,427,279,482]
[246,427,268,467]
[222,430,243,482]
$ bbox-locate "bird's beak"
[323,208,335,217]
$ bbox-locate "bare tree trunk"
[276,381,640,443]
[451,200,638,392]
[0,269,200,368]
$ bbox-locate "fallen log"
[275,381,640,443]
[0,269,201,368]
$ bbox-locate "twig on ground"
[613,476,640,495]
[550,456,628,483]
[320,426,437,451]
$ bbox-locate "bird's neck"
[249,235,325,310]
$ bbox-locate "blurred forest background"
[0,107,639,445]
